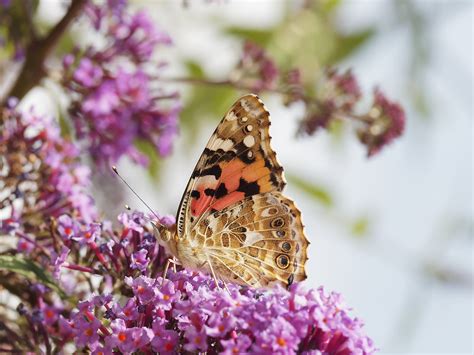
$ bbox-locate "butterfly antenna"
[112,166,163,226]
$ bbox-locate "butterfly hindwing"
[194,191,308,287]
[177,94,286,238]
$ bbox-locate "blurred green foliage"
[0,255,66,299]
[287,173,333,208]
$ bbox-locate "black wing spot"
[215,183,228,199]
[190,190,200,199]
[237,178,260,197]
[204,188,215,197]
[200,165,222,180]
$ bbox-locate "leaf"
[350,217,370,237]
[287,174,332,207]
[180,85,237,144]
[224,27,273,46]
[330,29,375,63]
[134,138,162,180]
[0,255,66,298]
[185,60,206,79]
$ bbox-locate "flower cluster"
[232,40,279,92]
[298,68,361,134]
[357,88,406,157]
[0,101,96,234]
[294,68,405,157]
[6,204,375,353]
[43,272,376,354]
[229,42,405,157]
[62,0,180,166]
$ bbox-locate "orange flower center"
[64,227,72,236]
[163,294,170,301]
[85,328,93,337]
[164,342,174,351]
[45,309,55,318]
[137,286,145,294]
[194,336,202,345]
[277,337,286,347]
[218,325,225,332]
[84,232,92,239]
[118,332,127,342]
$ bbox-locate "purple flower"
[156,279,180,310]
[151,320,179,353]
[237,40,279,92]
[221,334,252,354]
[17,237,35,254]
[74,316,101,350]
[73,222,101,245]
[358,88,406,157]
[108,319,153,353]
[51,246,70,280]
[42,305,60,325]
[130,248,149,271]
[73,58,103,87]
[57,215,80,240]
[125,276,157,304]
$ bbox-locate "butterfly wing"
[176,94,286,238]
[194,191,308,287]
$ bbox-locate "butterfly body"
[160,95,309,288]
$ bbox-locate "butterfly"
[158,94,309,288]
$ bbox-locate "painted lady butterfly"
[158,94,309,288]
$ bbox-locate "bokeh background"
[6,0,473,353]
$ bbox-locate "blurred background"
[4,0,473,353]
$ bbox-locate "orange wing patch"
[190,155,274,217]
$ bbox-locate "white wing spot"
[242,231,263,247]
[243,135,255,147]
[240,99,252,112]
[227,111,238,121]
[246,124,253,132]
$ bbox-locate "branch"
[3,0,87,103]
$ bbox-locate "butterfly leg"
[162,257,180,280]
[205,254,221,290]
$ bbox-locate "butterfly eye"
[276,254,290,269]
[271,217,285,228]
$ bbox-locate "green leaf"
[224,27,273,46]
[185,60,206,79]
[134,138,162,180]
[350,217,370,237]
[330,28,375,63]
[180,85,237,144]
[287,174,332,207]
[0,255,66,298]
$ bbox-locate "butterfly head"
[154,223,179,257]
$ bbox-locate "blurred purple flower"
[236,40,279,92]
[358,88,406,156]
[63,2,180,166]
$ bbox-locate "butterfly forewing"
[176,94,285,238]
